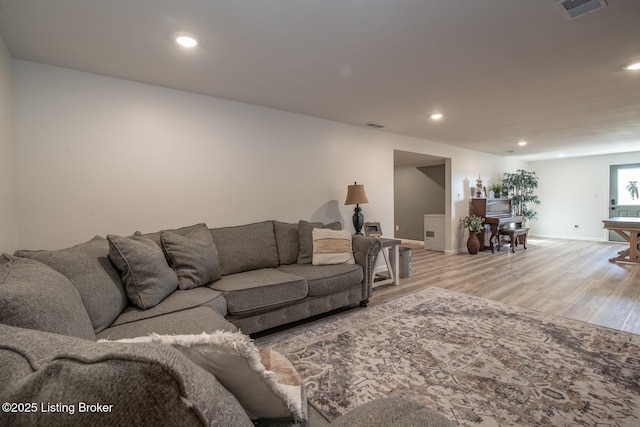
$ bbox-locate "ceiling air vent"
[364,122,385,129]
[555,0,607,20]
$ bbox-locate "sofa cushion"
[278,263,363,297]
[210,221,279,275]
[96,307,237,341]
[0,323,253,427]
[0,255,96,340]
[209,269,307,314]
[312,228,356,265]
[111,287,228,327]
[297,220,341,264]
[274,221,300,265]
[14,236,127,333]
[107,332,304,421]
[107,233,178,310]
[161,223,222,290]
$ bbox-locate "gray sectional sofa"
[10,220,382,339]
[0,219,454,426]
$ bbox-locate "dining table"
[602,217,640,263]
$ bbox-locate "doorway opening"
[394,150,451,251]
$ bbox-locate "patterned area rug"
[256,287,640,426]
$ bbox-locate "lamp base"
[352,205,364,235]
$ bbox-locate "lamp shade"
[345,183,369,205]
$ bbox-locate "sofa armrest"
[0,323,253,427]
[332,396,454,427]
[351,235,383,302]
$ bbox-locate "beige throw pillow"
[102,331,303,421]
[312,228,355,265]
[297,220,341,264]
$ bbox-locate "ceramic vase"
[467,231,480,254]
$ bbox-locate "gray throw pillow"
[139,223,206,249]
[296,220,342,264]
[107,233,178,310]
[274,221,300,265]
[15,236,127,333]
[160,223,222,290]
[0,254,96,340]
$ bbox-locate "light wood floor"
[373,237,640,335]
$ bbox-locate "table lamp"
[345,182,369,234]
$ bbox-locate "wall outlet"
[395,225,399,231]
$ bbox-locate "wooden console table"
[602,217,640,263]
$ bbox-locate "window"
[618,168,640,206]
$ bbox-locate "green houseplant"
[462,215,484,254]
[490,183,503,198]
[626,181,639,200]
[502,169,540,223]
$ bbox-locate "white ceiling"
[1,0,639,161]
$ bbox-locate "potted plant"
[490,183,503,198]
[502,169,540,224]
[626,181,639,200]
[462,215,484,254]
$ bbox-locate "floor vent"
[556,0,607,20]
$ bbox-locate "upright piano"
[470,198,524,252]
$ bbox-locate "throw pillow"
[160,223,221,290]
[107,233,178,310]
[312,228,356,265]
[297,220,342,264]
[0,254,96,340]
[103,331,303,421]
[138,223,208,249]
[274,221,300,265]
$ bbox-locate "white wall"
[530,152,640,241]
[394,165,445,241]
[13,60,527,252]
[0,37,16,254]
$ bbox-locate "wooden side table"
[373,238,401,288]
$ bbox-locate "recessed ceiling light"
[176,35,198,48]
[518,141,528,146]
[558,153,565,158]
[625,62,640,71]
[430,113,443,120]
